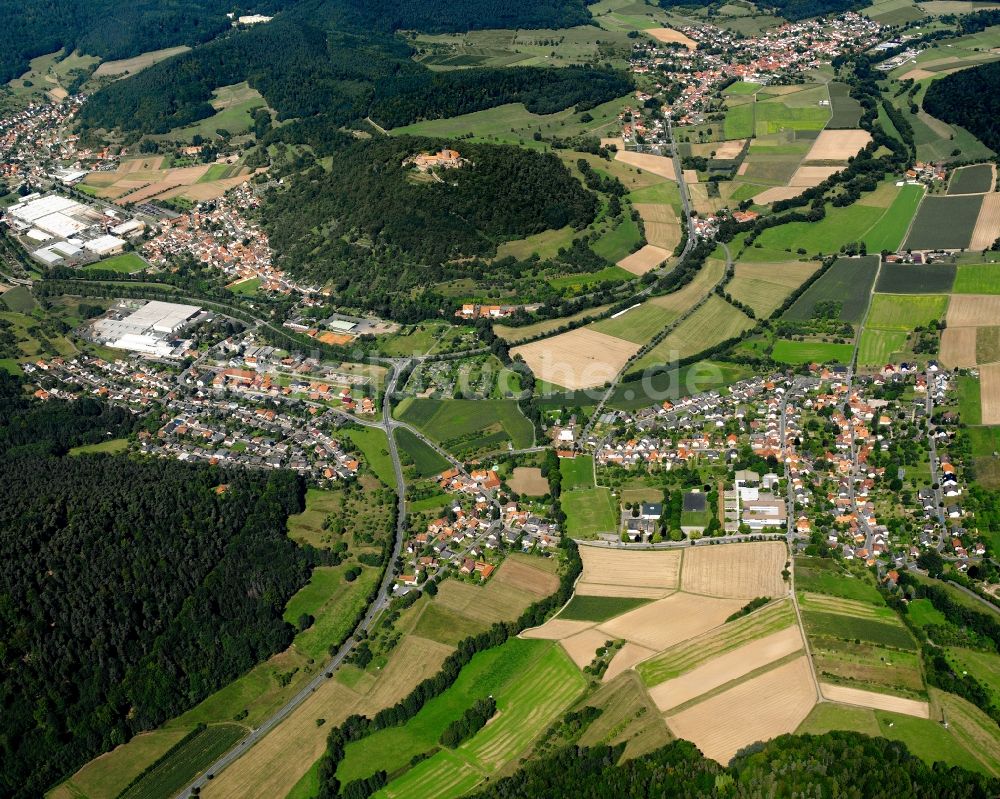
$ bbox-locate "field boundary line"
[851,254,882,373]
[790,558,823,704]
[894,183,925,252]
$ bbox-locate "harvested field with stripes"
[604,642,657,682]
[614,150,679,180]
[819,683,930,718]
[633,295,754,369]
[634,203,681,251]
[618,244,670,275]
[637,599,796,686]
[648,625,804,711]
[940,326,979,368]
[575,546,681,598]
[804,129,872,161]
[681,541,788,599]
[597,593,744,651]
[971,194,1000,250]
[982,363,1000,424]
[511,328,638,390]
[728,261,819,317]
[798,592,891,618]
[648,258,726,313]
[665,655,817,763]
[948,294,1000,327]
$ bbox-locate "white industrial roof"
[35,212,88,238]
[84,235,127,255]
[110,333,177,357]
[33,248,63,265]
[329,319,356,332]
[127,301,202,334]
[26,228,51,242]
[9,195,83,223]
[50,240,82,257]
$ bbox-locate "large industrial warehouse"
[92,301,204,357]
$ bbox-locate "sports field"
[771,339,854,365]
[560,454,595,490]
[865,294,949,330]
[904,194,983,250]
[84,253,147,273]
[394,398,533,456]
[561,487,618,537]
[783,256,879,322]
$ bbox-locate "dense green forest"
[658,0,869,20]
[474,734,999,798]
[325,0,592,33]
[0,0,295,84]
[262,137,597,297]
[923,62,1000,153]
[0,375,322,797]
[78,0,628,135]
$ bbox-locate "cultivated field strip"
[798,592,890,618]
[522,618,595,640]
[940,326,979,368]
[681,541,788,599]
[603,642,657,682]
[819,683,930,718]
[648,625,804,711]
[575,546,681,597]
[665,655,817,764]
[614,150,679,180]
[971,193,1000,250]
[981,363,1000,424]
[377,750,482,799]
[597,593,744,651]
[510,328,639,390]
[637,599,796,686]
[617,244,670,275]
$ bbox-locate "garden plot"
[618,244,670,275]
[681,541,788,599]
[576,546,681,598]
[648,625,804,711]
[511,328,639,390]
[665,655,817,764]
[803,129,872,161]
[819,684,930,718]
[597,593,744,651]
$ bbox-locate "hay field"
[634,203,681,251]
[634,295,753,370]
[511,328,638,390]
[614,150,679,180]
[561,628,615,668]
[508,466,548,495]
[754,186,805,204]
[681,541,787,599]
[93,46,190,77]
[649,257,727,314]
[713,139,748,159]
[648,625,804,711]
[638,599,796,686]
[646,27,697,49]
[819,683,930,718]
[981,363,1000,424]
[493,303,614,343]
[947,294,1000,327]
[434,563,553,626]
[805,130,872,161]
[493,557,560,596]
[665,656,817,763]
[604,642,657,682]
[728,261,819,317]
[576,546,681,598]
[940,327,979,368]
[597,593,744,650]
[618,244,670,275]
[971,194,1000,250]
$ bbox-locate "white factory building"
[93,301,204,357]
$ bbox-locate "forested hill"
[924,62,1000,154]
[474,735,1000,798]
[77,0,628,136]
[0,374,321,797]
[658,0,868,21]
[327,0,592,33]
[263,137,596,297]
[0,0,296,84]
